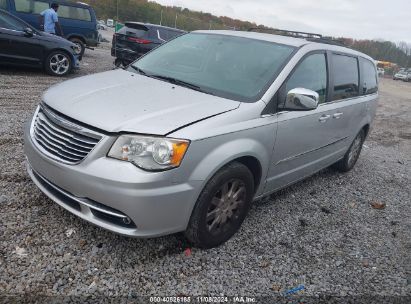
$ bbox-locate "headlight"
[108,135,190,171]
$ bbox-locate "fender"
[187,132,275,197]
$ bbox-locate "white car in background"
[377,68,384,77]
[393,70,408,81]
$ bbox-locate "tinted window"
[360,58,378,95]
[131,33,295,102]
[123,27,147,38]
[15,0,49,14]
[58,5,91,21]
[0,11,25,30]
[331,54,359,100]
[0,0,7,9]
[167,30,183,40]
[158,29,182,40]
[285,53,328,104]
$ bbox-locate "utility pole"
[174,13,177,28]
[160,9,163,25]
[209,21,212,30]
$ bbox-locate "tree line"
[81,0,410,68]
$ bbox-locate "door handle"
[333,112,343,119]
[319,114,331,123]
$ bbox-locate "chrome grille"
[31,104,102,164]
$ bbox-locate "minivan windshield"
[129,33,296,102]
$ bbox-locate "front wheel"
[332,129,365,172]
[44,51,72,76]
[185,162,254,248]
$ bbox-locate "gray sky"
[152,0,410,43]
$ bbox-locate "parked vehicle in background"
[377,67,384,77]
[405,70,411,82]
[97,20,106,30]
[2,0,99,56]
[111,22,186,66]
[25,29,378,248]
[393,70,408,81]
[106,18,113,27]
[0,9,79,76]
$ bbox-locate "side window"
[15,0,49,14]
[360,58,378,95]
[285,53,328,104]
[0,0,8,9]
[58,5,92,21]
[0,11,25,30]
[158,29,168,40]
[168,30,183,40]
[331,54,359,100]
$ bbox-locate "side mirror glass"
[284,88,319,111]
[24,27,34,37]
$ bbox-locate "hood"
[42,69,240,135]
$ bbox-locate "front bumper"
[24,120,201,237]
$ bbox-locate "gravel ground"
[0,40,410,302]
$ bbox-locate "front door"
[0,11,43,66]
[265,52,346,192]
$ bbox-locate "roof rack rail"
[248,27,322,39]
[247,27,347,47]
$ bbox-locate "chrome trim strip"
[275,136,349,165]
[37,113,99,145]
[41,104,102,140]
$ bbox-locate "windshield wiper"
[129,65,147,75]
[149,74,213,95]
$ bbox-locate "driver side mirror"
[24,27,34,37]
[284,88,319,111]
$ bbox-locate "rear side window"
[15,0,49,14]
[0,0,8,9]
[331,54,359,101]
[285,53,328,104]
[58,5,91,21]
[360,58,377,95]
[167,30,183,40]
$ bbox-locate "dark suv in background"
[1,0,99,56]
[111,22,186,66]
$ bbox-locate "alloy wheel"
[49,54,70,75]
[206,178,246,234]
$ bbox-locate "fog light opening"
[122,217,132,225]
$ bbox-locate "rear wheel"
[69,37,85,56]
[44,51,72,76]
[185,162,254,248]
[332,129,365,172]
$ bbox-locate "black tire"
[185,162,254,248]
[332,129,365,172]
[114,58,123,68]
[44,51,73,76]
[69,37,85,56]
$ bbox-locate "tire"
[185,162,254,248]
[69,37,85,56]
[114,58,123,68]
[44,51,72,76]
[332,129,365,172]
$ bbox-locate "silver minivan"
[24,30,378,248]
